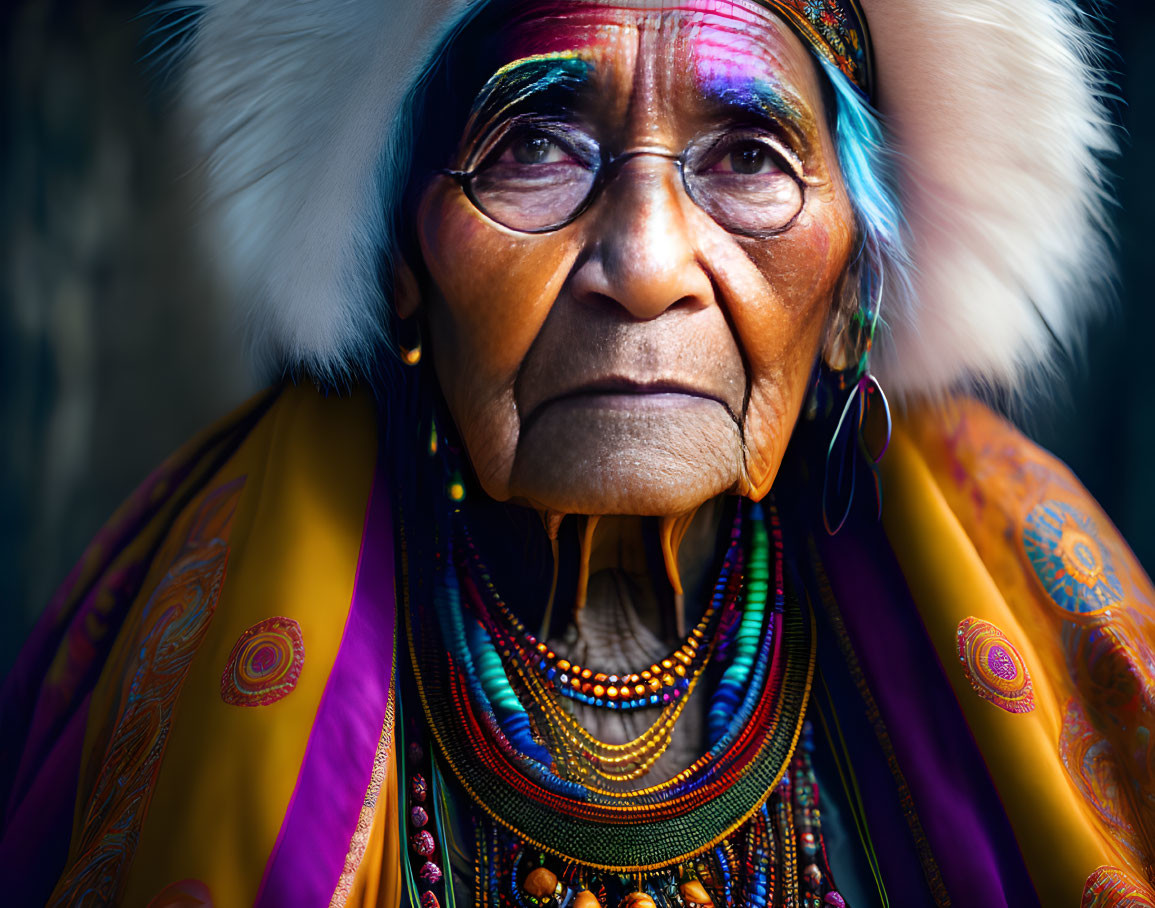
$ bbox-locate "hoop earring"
[821,256,892,536]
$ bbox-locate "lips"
[521,376,739,434]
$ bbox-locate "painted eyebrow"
[698,76,812,147]
[464,52,594,145]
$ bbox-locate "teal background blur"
[1,0,1153,674]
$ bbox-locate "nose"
[568,159,715,321]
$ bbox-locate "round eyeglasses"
[441,126,807,237]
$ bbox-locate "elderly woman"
[1,0,1151,906]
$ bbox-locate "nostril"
[577,288,703,322]
[575,290,622,314]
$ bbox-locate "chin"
[506,399,742,516]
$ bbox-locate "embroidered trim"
[758,0,873,96]
[329,668,397,906]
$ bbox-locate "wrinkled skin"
[404,0,856,518]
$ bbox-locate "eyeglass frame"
[439,138,810,239]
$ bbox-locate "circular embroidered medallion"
[220,617,304,706]
[1081,865,1155,907]
[1023,500,1123,616]
[956,617,1035,714]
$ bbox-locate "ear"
[821,268,858,373]
[393,254,422,320]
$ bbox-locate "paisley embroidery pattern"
[1081,866,1155,907]
[1059,699,1140,858]
[220,616,305,707]
[956,617,1035,714]
[1023,501,1124,617]
[48,478,246,907]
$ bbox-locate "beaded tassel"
[404,739,446,908]
[791,722,845,908]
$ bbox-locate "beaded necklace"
[457,522,744,783]
[402,500,847,907]
[456,515,743,712]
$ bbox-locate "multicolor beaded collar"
[404,502,817,873]
[758,0,874,97]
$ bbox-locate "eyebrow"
[698,74,813,147]
[464,52,594,144]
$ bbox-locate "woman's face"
[413,0,855,516]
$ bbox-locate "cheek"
[728,210,853,499]
[418,185,582,487]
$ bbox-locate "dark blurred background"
[1,0,1153,674]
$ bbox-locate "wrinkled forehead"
[494,0,816,99]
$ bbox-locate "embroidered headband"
[757,0,873,97]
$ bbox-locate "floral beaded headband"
[756,0,873,97]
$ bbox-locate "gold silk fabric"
[885,401,1155,904]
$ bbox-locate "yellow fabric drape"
[885,401,1155,904]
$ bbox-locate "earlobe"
[394,255,422,320]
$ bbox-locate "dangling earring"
[821,253,892,535]
[398,317,423,366]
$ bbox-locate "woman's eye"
[713,142,782,176]
[506,134,571,166]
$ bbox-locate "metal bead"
[523,867,559,899]
[679,879,714,907]
[619,893,657,908]
[418,861,443,885]
[573,892,602,908]
[410,774,428,803]
[409,805,429,828]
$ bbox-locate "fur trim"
[175,0,1114,398]
[178,0,470,380]
[863,0,1115,399]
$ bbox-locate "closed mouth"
[521,379,737,433]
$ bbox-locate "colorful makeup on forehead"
[501,1,778,58]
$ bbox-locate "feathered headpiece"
[172,0,1114,400]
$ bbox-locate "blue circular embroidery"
[1023,501,1123,615]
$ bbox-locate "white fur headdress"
[173,0,1114,399]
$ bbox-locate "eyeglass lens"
[463,127,804,235]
